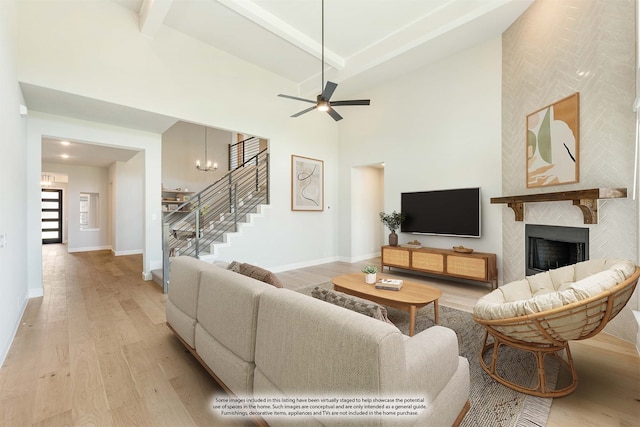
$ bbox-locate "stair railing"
[229,136,261,170]
[161,148,269,292]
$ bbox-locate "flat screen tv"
[401,187,481,238]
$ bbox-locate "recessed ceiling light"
[60,140,70,146]
[61,154,69,159]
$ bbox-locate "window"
[80,193,100,230]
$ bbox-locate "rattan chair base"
[479,331,578,398]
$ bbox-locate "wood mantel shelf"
[490,188,627,224]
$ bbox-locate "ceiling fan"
[278,0,370,121]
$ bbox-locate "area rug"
[296,283,558,427]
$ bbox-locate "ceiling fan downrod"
[276,0,371,121]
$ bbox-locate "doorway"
[351,164,385,259]
[41,188,63,244]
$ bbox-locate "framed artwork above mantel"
[526,92,580,188]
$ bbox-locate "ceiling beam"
[139,0,174,37]
[217,0,344,70]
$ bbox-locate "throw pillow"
[238,263,283,288]
[227,260,242,273]
[311,286,394,325]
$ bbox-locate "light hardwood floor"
[0,245,637,426]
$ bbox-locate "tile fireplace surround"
[500,0,637,344]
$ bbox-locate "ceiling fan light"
[317,101,330,112]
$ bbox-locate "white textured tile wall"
[502,0,638,342]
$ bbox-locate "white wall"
[338,38,504,277]
[162,121,233,193]
[0,0,29,365]
[111,152,144,255]
[16,0,340,273]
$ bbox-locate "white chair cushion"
[497,279,531,302]
[526,271,555,296]
[474,259,635,321]
[570,269,626,299]
[549,265,575,290]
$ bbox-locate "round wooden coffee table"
[331,273,442,336]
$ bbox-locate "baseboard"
[270,253,382,273]
[269,256,340,273]
[344,251,381,263]
[0,294,29,369]
[67,245,112,253]
[112,249,143,256]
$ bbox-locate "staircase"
[156,148,270,292]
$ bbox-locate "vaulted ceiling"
[34,0,534,166]
[120,0,533,96]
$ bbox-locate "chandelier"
[41,174,55,186]
[195,126,217,172]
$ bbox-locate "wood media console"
[381,246,498,290]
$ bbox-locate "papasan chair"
[473,259,639,397]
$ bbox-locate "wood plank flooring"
[0,245,637,426]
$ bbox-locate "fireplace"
[525,225,589,276]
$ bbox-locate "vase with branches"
[379,210,405,246]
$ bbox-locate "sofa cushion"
[195,323,255,396]
[197,267,270,363]
[168,256,219,319]
[254,288,404,397]
[311,286,394,325]
[238,263,283,288]
[166,299,197,348]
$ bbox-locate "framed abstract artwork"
[526,93,580,188]
[291,155,324,211]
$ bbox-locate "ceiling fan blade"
[322,81,338,101]
[330,99,371,106]
[278,94,316,104]
[291,106,317,117]
[327,108,343,121]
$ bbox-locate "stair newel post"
[162,222,170,294]
[194,194,201,257]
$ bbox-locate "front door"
[42,189,63,244]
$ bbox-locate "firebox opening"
[528,238,586,271]
[525,225,589,276]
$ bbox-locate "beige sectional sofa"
[166,256,470,426]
